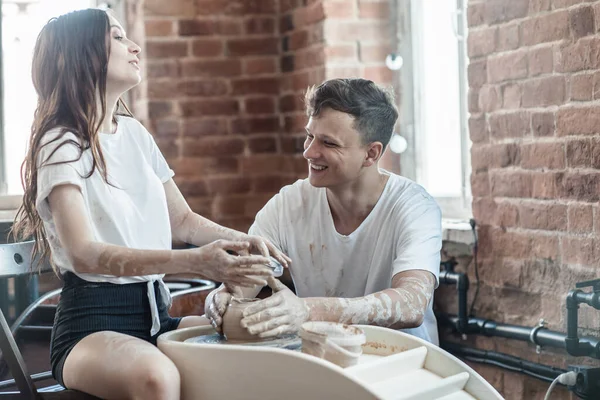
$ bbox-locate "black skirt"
[50,272,181,387]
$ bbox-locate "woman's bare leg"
[62,331,180,400]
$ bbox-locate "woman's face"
[106,15,141,94]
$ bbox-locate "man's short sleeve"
[392,194,442,287]
[36,131,86,222]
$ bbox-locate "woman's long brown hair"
[11,9,133,272]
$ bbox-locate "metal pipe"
[438,270,600,359]
[573,291,600,310]
[441,341,566,383]
[566,290,583,356]
[457,282,468,331]
[566,288,600,357]
[439,270,469,333]
[442,316,600,359]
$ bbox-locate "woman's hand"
[242,235,292,268]
[190,240,273,287]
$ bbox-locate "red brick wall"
[438,1,600,398]
[136,0,398,234]
[140,0,283,232]
[279,0,326,177]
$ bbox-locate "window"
[0,0,123,200]
[395,0,471,220]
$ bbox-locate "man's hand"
[240,277,309,338]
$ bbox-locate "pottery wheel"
[184,333,302,351]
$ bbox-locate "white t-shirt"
[35,116,174,334]
[249,172,442,344]
[36,115,174,281]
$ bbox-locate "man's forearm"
[304,276,433,329]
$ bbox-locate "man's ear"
[364,142,384,167]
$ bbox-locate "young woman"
[12,8,289,399]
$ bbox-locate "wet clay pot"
[221,298,263,342]
[300,322,366,368]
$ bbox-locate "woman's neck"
[99,92,119,134]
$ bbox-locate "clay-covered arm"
[304,270,435,329]
[240,270,435,338]
[165,179,250,247]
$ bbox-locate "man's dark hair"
[304,78,399,149]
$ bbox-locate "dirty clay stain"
[363,342,408,355]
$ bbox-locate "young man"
[205,78,442,344]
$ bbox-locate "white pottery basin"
[157,324,504,400]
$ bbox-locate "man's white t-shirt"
[249,172,442,344]
[35,116,174,334]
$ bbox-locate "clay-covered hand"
[192,240,273,287]
[205,284,242,334]
[241,234,292,269]
[240,277,309,338]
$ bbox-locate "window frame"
[398,0,472,220]
[0,0,125,211]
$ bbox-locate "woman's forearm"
[176,211,245,247]
[70,241,195,276]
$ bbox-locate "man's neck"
[326,168,389,235]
